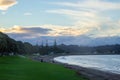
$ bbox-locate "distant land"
[0,32,120,56]
[7,33,120,46]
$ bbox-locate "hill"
[0,32,38,56]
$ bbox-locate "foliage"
[1,31,120,55]
[0,32,64,56]
[58,44,120,54]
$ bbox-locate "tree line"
[1,32,120,56]
[58,44,120,55]
[0,32,64,56]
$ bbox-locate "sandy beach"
[31,55,120,80]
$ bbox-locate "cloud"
[47,0,120,38]
[0,0,17,10]
[47,9,101,36]
[0,24,91,40]
[47,1,103,35]
[1,20,120,40]
[1,11,6,15]
[8,33,120,46]
[90,20,120,37]
[42,24,90,36]
[1,24,120,46]
[48,0,119,22]
[22,27,52,34]
[47,9,97,19]
[0,0,120,45]
[24,12,32,16]
[8,33,32,39]
[1,25,51,34]
[52,0,120,11]
[0,25,52,39]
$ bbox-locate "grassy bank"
[0,56,87,80]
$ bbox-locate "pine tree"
[54,39,57,49]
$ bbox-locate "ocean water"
[54,55,120,74]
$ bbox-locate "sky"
[0,0,120,46]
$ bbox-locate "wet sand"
[31,55,120,80]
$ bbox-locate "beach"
[31,55,120,80]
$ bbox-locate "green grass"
[0,56,87,80]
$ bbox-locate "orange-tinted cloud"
[0,0,17,10]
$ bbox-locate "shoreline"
[64,64,120,80]
[31,55,120,80]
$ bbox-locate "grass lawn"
[0,56,87,80]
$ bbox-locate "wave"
[54,55,120,74]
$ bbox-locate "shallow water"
[54,55,120,74]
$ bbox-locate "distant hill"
[8,33,120,46]
[1,32,120,56]
[58,44,120,55]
